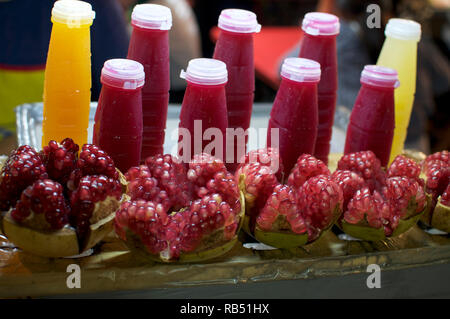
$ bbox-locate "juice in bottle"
[212,9,261,171]
[42,0,95,147]
[178,58,228,162]
[267,58,320,177]
[344,65,399,167]
[93,59,145,172]
[127,4,172,160]
[376,18,421,163]
[298,12,340,164]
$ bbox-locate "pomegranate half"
[1,139,124,258]
[115,153,245,263]
[237,149,343,248]
[335,151,427,241]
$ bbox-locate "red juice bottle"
[178,58,228,163]
[93,59,145,172]
[127,4,172,160]
[344,65,400,167]
[267,58,321,177]
[298,12,340,164]
[212,9,261,171]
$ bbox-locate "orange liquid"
[42,20,92,147]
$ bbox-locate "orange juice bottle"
[42,0,95,147]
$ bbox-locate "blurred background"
[0,0,449,154]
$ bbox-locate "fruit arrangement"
[334,150,427,240]
[0,139,124,257]
[115,153,244,263]
[236,148,343,248]
[420,151,450,232]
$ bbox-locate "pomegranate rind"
[429,196,450,233]
[125,229,239,263]
[254,227,308,248]
[3,211,79,257]
[340,210,425,241]
[3,195,121,257]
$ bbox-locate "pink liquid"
[93,83,143,172]
[213,30,255,170]
[267,77,318,177]
[178,82,228,162]
[127,26,170,160]
[344,83,395,167]
[298,33,338,164]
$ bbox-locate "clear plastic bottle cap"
[180,58,228,85]
[385,18,421,42]
[131,4,172,30]
[51,0,95,27]
[218,9,261,33]
[360,65,400,88]
[301,12,340,36]
[101,59,145,90]
[281,57,321,83]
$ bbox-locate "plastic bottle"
[127,4,172,160]
[178,58,228,162]
[344,65,399,167]
[376,18,421,163]
[212,9,261,171]
[298,12,340,164]
[42,0,95,147]
[93,59,145,172]
[267,58,320,177]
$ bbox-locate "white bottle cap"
[301,12,340,36]
[281,57,321,82]
[101,59,145,90]
[51,0,95,27]
[385,18,421,42]
[360,65,400,88]
[180,58,228,85]
[218,9,261,33]
[131,4,172,30]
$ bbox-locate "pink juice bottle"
[344,65,399,167]
[212,9,261,171]
[178,58,228,162]
[127,4,172,160]
[267,58,321,177]
[93,59,145,172]
[298,12,340,164]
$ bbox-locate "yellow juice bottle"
[42,0,95,147]
[376,18,421,163]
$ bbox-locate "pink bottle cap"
[281,57,321,83]
[360,65,400,88]
[131,4,172,30]
[180,58,228,85]
[218,9,261,33]
[301,12,340,36]
[101,59,145,90]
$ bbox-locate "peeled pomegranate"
[1,139,124,258]
[335,151,427,240]
[420,151,450,232]
[237,149,343,248]
[115,153,244,263]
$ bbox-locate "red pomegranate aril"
[70,175,122,240]
[331,170,366,210]
[388,155,422,182]
[287,154,330,189]
[337,150,386,191]
[11,179,69,230]
[297,175,343,241]
[0,145,48,210]
[441,184,450,206]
